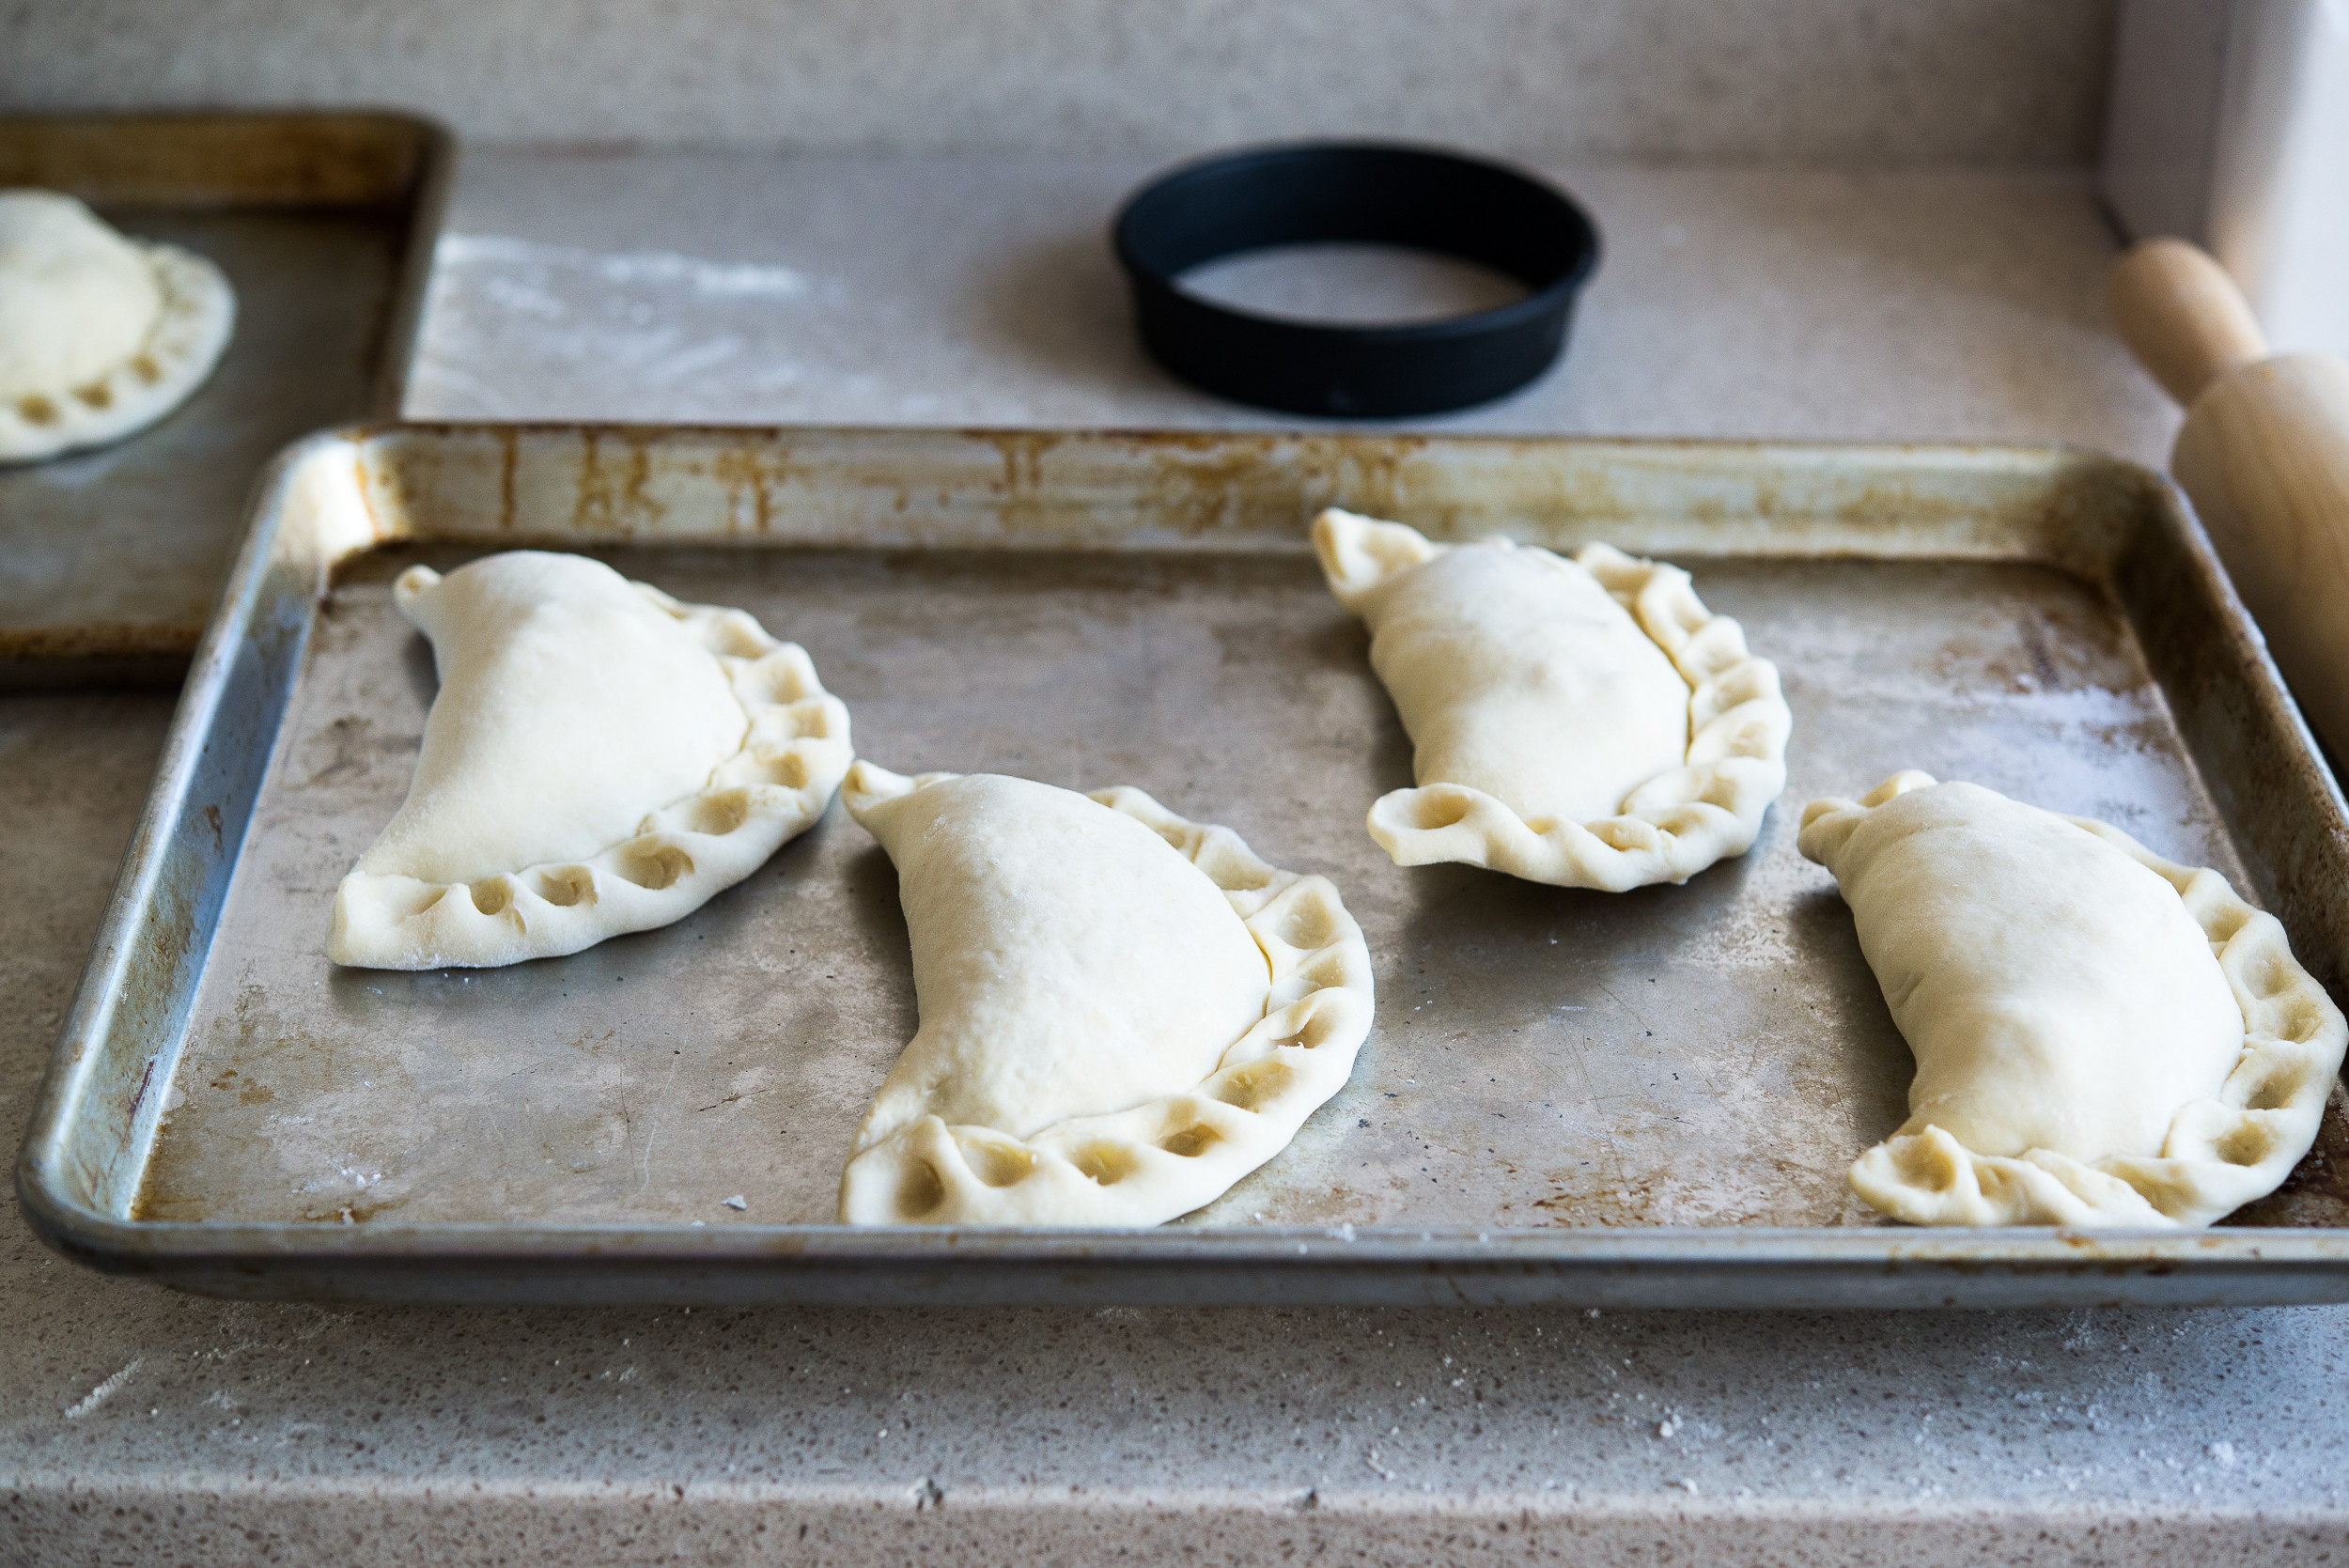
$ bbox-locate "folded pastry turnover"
[329,551,851,970]
[0,190,235,463]
[839,765,1374,1226]
[1800,771,2347,1227]
[1313,508,1790,890]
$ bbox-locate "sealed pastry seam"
[838,766,1376,1227]
[329,561,852,970]
[0,193,236,463]
[1802,770,2349,1227]
[1314,508,1791,891]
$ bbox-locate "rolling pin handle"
[2108,238,2270,407]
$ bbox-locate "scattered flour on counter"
[64,1358,143,1420]
[438,235,810,298]
[410,233,844,419]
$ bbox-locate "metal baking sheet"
[19,426,2349,1307]
[0,113,451,685]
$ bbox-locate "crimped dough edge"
[1313,508,1793,892]
[0,242,236,463]
[837,763,1377,1227]
[327,570,853,970]
[1800,769,2349,1228]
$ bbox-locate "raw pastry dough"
[0,189,235,463]
[1313,508,1791,890]
[1800,771,2347,1227]
[838,766,1375,1226]
[329,551,851,970]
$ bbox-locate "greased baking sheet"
[0,114,450,683]
[20,426,2349,1306]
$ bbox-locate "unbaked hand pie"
[1800,771,2347,1227]
[1312,507,1791,890]
[838,765,1374,1226]
[330,551,851,970]
[0,189,235,463]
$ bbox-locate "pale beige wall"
[0,0,2116,163]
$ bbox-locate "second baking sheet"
[0,113,447,680]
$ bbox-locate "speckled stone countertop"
[7,151,2347,1565]
[406,151,2175,462]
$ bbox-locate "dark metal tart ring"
[1112,141,1601,418]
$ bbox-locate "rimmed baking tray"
[19,426,2349,1307]
[0,112,451,686]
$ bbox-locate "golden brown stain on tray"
[496,426,518,531]
[706,440,822,536]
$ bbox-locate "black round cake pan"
[1112,141,1601,418]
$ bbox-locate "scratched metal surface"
[22,427,2349,1305]
[0,115,445,679]
[130,547,2283,1232]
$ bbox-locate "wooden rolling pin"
[2110,238,2349,760]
